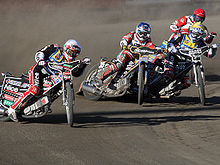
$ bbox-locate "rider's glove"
[211,43,219,49]
[207,44,218,58]
[167,43,177,54]
[210,32,217,37]
[38,60,46,66]
[120,39,128,50]
[82,57,91,65]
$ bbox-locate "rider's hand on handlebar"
[211,43,219,49]
[210,32,217,37]
[82,57,91,64]
[167,44,178,54]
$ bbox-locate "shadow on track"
[74,114,220,128]
[206,74,220,82]
[96,94,220,106]
[19,96,220,127]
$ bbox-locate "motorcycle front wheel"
[82,64,102,101]
[196,65,205,105]
[138,63,145,105]
[65,81,75,127]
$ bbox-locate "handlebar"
[48,61,81,72]
[178,46,210,57]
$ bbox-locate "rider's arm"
[71,61,87,77]
[120,31,135,49]
[170,16,187,33]
[35,51,45,63]
[205,32,217,44]
[71,58,90,77]
[35,44,60,65]
[205,44,218,58]
[168,33,183,47]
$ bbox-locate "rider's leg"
[7,64,41,122]
[96,63,118,80]
[148,54,175,96]
[96,50,133,82]
[182,73,191,89]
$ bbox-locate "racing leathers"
[169,15,216,44]
[8,44,88,121]
[165,33,218,91]
[96,31,163,80]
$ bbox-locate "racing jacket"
[120,31,156,50]
[170,15,214,44]
[168,33,217,58]
[35,44,87,77]
[35,44,67,64]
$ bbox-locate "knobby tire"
[138,63,145,105]
[83,64,102,101]
[196,65,205,105]
[65,81,75,127]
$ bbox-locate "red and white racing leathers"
[96,31,161,80]
[169,15,215,44]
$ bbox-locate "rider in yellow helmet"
[165,22,218,89]
[150,22,218,96]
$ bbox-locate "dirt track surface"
[1,1,220,165]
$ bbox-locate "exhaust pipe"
[82,84,102,95]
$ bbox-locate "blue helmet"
[136,22,151,41]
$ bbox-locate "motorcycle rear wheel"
[0,83,10,121]
[65,81,75,127]
[138,63,145,105]
[196,65,205,105]
[83,64,102,101]
[0,113,10,122]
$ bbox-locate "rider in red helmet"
[169,8,216,44]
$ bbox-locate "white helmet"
[63,39,81,62]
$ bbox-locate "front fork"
[193,64,205,87]
[62,73,73,106]
[62,77,67,106]
[137,62,148,94]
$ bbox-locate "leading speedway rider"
[7,39,90,122]
[169,8,217,44]
[160,22,218,95]
[96,22,164,83]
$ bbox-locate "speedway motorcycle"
[159,45,215,105]
[0,60,84,126]
[81,46,165,105]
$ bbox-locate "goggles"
[66,47,80,57]
[193,15,205,22]
[138,31,150,38]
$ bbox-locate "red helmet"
[193,8,206,23]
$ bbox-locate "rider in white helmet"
[7,39,90,122]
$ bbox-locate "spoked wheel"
[65,81,75,127]
[82,64,102,101]
[138,63,145,105]
[196,65,205,106]
[0,113,10,122]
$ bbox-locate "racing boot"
[148,70,174,96]
[7,107,18,122]
[95,65,117,87]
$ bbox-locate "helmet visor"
[193,15,205,22]
[66,47,80,58]
[138,31,150,39]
